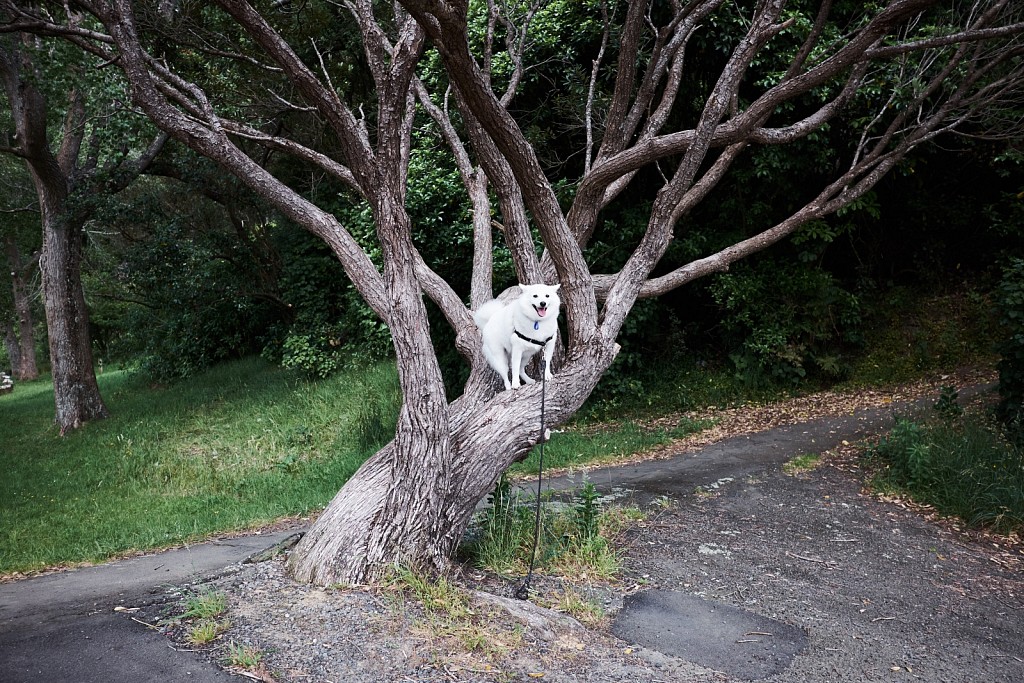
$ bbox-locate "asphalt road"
[1,384,1003,682]
[0,531,299,683]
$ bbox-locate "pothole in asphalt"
[611,590,807,680]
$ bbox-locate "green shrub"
[710,259,862,386]
[279,329,342,379]
[933,385,964,422]
[573,481,601,542]
[871,418,932,490]
[105,222,275,381]
[868,404,1024,534]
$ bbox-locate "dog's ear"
[553,284,561,292]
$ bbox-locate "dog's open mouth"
[533,304,547,317]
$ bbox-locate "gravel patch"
[144,449,1023,683]
[149,559,722,683]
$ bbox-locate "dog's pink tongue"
[538,308,547,317]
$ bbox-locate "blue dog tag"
[534,321,539,330]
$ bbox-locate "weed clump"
[461,477,638,581]
[176,590,232,646]
[867,389,1024,534]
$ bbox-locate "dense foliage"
[3,0,1020,397]
[996,257,1024,437]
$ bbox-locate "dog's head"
[517,283,561,321]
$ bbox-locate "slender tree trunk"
[12,276,37,381]
[2,320,20,374]
[4,234,38,380]
[39,208,108,432]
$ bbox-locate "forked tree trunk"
[40,210,108,432]
[289,343,617,586]
[1,43,109,432]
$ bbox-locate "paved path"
[542,401,904,501]
[0,387,992,682]
[523,389,996,680]
[0,531,299,683]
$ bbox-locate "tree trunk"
[4,234,38,380]
[0,44,109,431]
[289,342,617,586]
[39,209,108,432]
[2,320,20,374]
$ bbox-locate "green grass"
[868,409,1024,533]
[188,618,231,645]
[782,453,822,475]
[181,590,228,620]
[179,589,231,645]
[224,642,264,669]
[461,478,638,579]
[0,357,399,575]
[512,416,712,474]
[849,287,997,386]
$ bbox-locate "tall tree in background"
[0,157,40,380]
[0,24,165,432]
[2,229,39,380]
[8,0,1021,581]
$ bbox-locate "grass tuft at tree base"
[460,478,639,581]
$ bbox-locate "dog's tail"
[473,299,504,330]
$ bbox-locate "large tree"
[8,0,1021,582]
[0,23,165,431]
[2,228,39,380]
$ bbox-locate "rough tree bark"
[39,206,109,432]
[2,319,18,373]
[7,0,1021,581]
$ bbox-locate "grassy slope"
[0,358,397,575]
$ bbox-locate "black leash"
[514,358,547,601]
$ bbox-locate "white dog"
[474,284,561,390]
